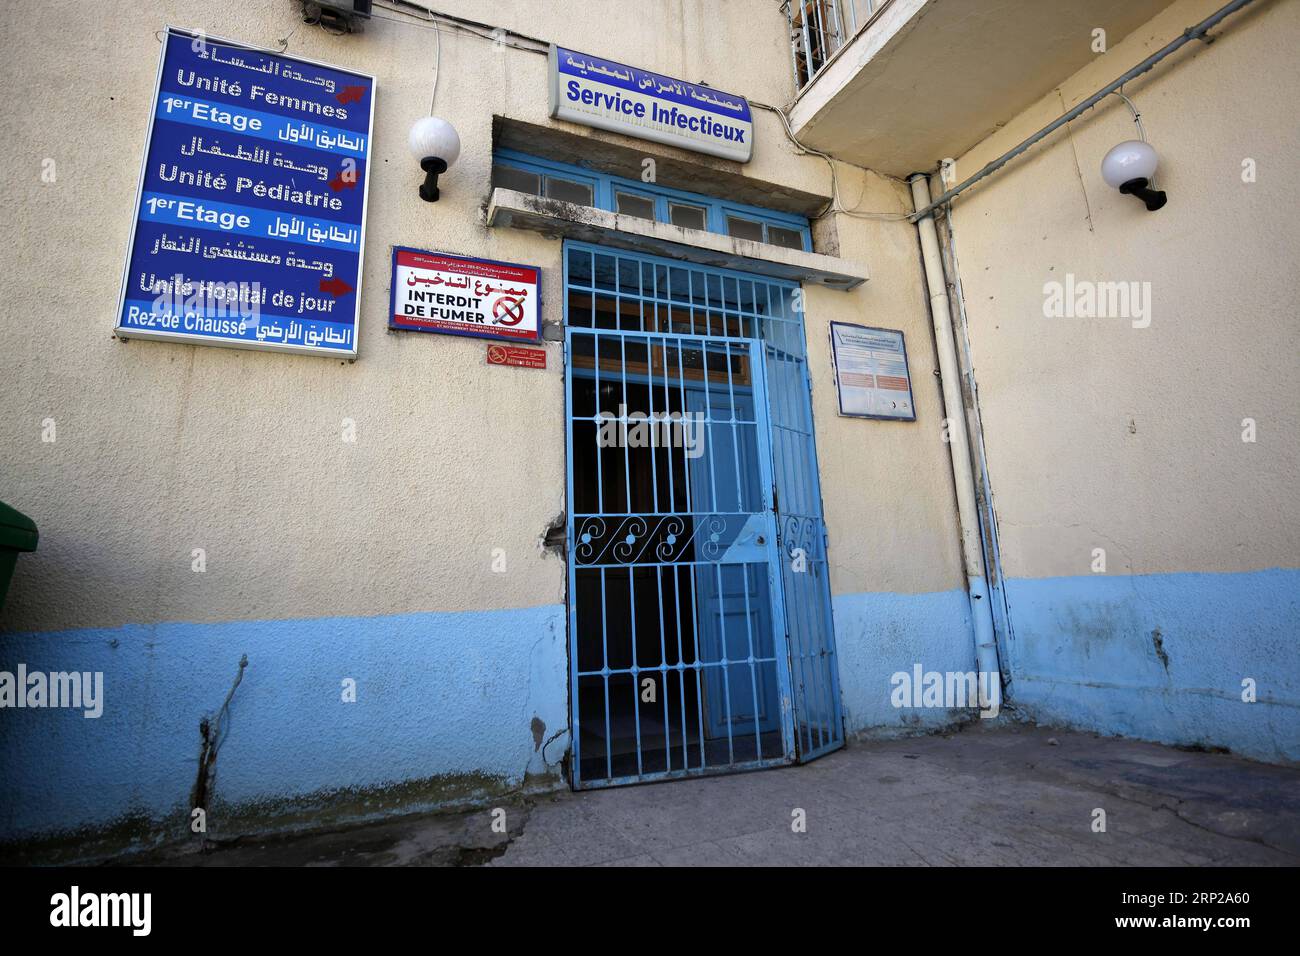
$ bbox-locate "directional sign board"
[114,27,375,357]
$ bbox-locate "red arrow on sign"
[336,85,367,105]
[319,277,354,297]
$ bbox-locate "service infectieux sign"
[389,247,540,342]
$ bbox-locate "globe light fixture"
[408,116,461,202]
[1101,140,1167,211]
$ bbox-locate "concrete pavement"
[128,721,1300,867]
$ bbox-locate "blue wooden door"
[685,380,783,744]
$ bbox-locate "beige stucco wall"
[948,0,1300,580]
[807,164,965,596]
[0,0,965,636]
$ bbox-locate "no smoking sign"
[487,344,547,369]
[389,247,541,342]
[492,296,526,327]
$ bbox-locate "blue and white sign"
[549,46,753,163]
[114,27,376,357]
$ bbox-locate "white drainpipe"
[909,172,1002,705]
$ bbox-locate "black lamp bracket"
[1119,177,1168,211]
[419,157,448,202]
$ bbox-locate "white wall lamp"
[408,116,461,202]
[1101,140,1167,211]
[1101,90,1167,211]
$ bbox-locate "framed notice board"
[829,322,916,421]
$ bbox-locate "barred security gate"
[563,242,842,788]
[764,288,845,761]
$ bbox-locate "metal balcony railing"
[785,0,884,91]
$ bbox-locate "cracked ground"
[130,722,1300,866]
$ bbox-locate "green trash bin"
[0,501,38,612]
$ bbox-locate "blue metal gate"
[563,242,842,788]
[762,291,845,761]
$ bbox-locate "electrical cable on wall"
[1111,86,1155,186]
[374,0,549,53]
[375,0,910,223]
[753,98,912,221]
[154,26,294,52]
[911,0,1259,221]
[303,2,351,36]
[380,0,444,113]
[430,19,440,112]
[1112,88,1148,143]
[398,1,444,113]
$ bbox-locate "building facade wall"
[946,0,1300,761]
[0,0,973,849]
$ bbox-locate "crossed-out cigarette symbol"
[492,296,525,326]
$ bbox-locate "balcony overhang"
[788,0,1176,176]
[486,188,869,290]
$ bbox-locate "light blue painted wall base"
[831,569,1300,762]
[833,588,977,735]
[5,568,1296,847]
[1002,569,1300,763]
[0,604,568,845]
